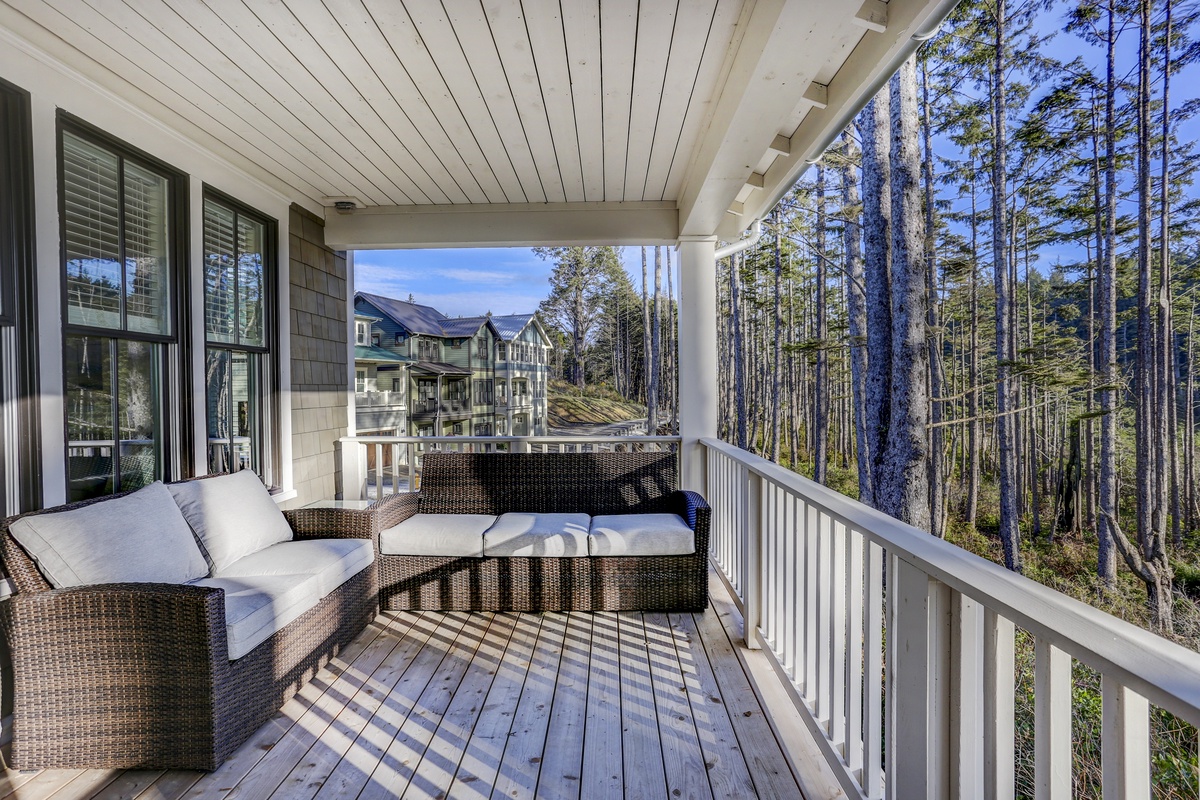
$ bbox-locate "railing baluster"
[781,489,796,678]
[1101,676,1150,800]
[951,592,985,798]
[887,556,950,800]
[1034,637,1072,800]
[805,502,819,703]
[830,518,847,750]
[846,526,865,779]
[771,484,783,654]
[865,539,885,799]
[984,610,1016,800]
[817,510,832,727]
[789,493,803,688]
[743,469,763,649]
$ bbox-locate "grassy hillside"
[547,381,646,427]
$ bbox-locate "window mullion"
[232,209,240,348]
[116,154,127,330]
[109,338,121,493]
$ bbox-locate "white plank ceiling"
[0,0,959,244]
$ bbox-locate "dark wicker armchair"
[0,482,378,771]
[373,451,710,612]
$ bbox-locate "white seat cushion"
[189,573,324,660]
[483,513,590,558]
[379,514,496,557]
[9,481,208,589]
[588,514,695,556]
[216,539,375,596]
[168,471,294,573]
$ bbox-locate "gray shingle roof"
[489,313,535,341]
[439,316,489,337]
[356,292,447,337]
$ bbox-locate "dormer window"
[355,322,367,345]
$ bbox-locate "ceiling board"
[2,0,958,242]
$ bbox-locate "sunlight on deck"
[0,569,814,800]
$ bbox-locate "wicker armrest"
[372,492,421,532]
[284,506,376,540]
[669,490,711,555]
[2,582,228,677]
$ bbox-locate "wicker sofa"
[0,472,378,771]
[373,451,710,612]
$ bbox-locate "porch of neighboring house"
[0,569,823,800]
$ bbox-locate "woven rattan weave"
[374,451,710,612]
[0,478,378,771]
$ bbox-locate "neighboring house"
[489,314,553,437]
[353,311,409,437]
[353,293,550,437]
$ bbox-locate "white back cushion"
[168,471,293,573]
[9,481,209,588]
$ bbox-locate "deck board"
[2,569,809,800]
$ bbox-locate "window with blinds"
[204,199,266,348]
[203,192,275,485]
[62,131,171,336]
[60,122,183,502]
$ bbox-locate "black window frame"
[0,78,41,513]
[201,186,279,486]
[57,114,192,500]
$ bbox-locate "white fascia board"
[730,0,963,233]
[324,202,679,249]
[676,0,849,238]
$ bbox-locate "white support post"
[339,439,366,501]
[677,236,718,493]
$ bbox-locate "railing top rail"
[342,435,680,445]
[701,436,1200,724]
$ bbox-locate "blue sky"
[354,247,655,317]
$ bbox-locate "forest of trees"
[715,0,1200,636]
[531,1,1200,644]
[534,244,679,430]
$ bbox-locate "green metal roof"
[354,345,409,363]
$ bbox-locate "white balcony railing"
[340,434,680,501]
[355,390,406,409]
[702,437,1200,800]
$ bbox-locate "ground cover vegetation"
[711,0,1200,794]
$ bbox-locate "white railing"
[702,437,1200,800]
[355,390,405,408]
[341,435,680,502]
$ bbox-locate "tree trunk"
[921,57,945,537]
[642,247,652,408]
[1098,3,1118,587]
[842,132,871,503]
[814,167,829,482]
[992,0,1021,570]
[772,213,784,463]
[878,59,931,530]
[859,86,892,509]
[650,247,662,430]
[967,170,982,527]
[731,252,747,450]
[1134,0,1172,630]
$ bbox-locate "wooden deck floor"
[0,571,809,800]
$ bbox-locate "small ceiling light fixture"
[323,196,365,214]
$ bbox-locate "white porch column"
[677,236,718,493]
